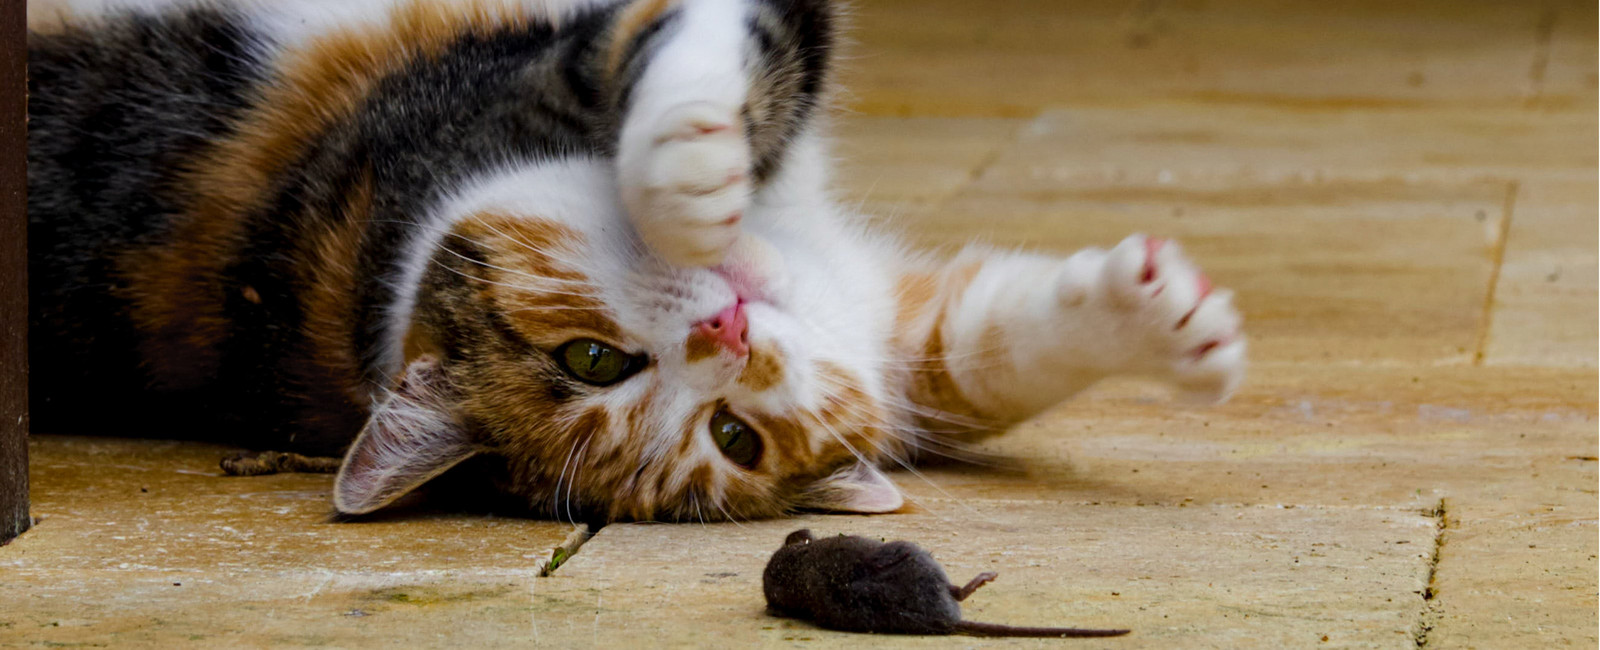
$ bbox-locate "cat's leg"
[900,235,1246,431]
[610,0,831,267]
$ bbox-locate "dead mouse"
[763,529,1130,638]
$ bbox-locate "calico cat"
[27,0,1247,522]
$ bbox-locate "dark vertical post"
[0,0,30,544]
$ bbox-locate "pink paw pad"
[1191,334,1232,360]
[1140,237,1166,283]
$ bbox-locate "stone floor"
[5,0,1596,647]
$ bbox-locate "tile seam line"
[1471,180,1519,366]
[912,497,1438,513]
[926,116,1031,208]
[1522,3,1558,107]
[1411,497,1450,648]
[538,523,594,576]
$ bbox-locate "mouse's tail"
[953,621,1131,638]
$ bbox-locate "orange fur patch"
[455,213,624,342]
[753,411,814,465]
[121,1,528,386]
[606,0,678,77]
[684,331,720,363]
[894,261,993,437]
[736,344,785,391]
[806,361,894,467]
[299,172,376,401]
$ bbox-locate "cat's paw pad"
[620,102,751,268]
[1100,234,1246,402]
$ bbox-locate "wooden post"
[1,0,30,545]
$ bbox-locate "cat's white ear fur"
[796,462,904,514]
[334,356,477,515]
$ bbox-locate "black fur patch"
[28,0,836,455]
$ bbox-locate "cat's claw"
[1099,234,1246,402]
[620,102,752,268]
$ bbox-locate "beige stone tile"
[885,365,1598,646]
[892,176,1504,365]
[1425,500,1599,648]
[536,502,1436,648]
[973,106,1594,186]
[842,0,1553,117]
[1484,178,1599,367]
[832,116,1024,207]
[853,103,1598,366]
[893,366,1596,510]
[1529,0,1599,111]
[3,437,574,648]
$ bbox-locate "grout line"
[925,118,1032,209]
[537,523,595,576]
[911,496,1433,512]
[1412,498,1451,648]
[1471,181,1519,366]
[1523,4,1558,108]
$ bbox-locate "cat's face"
[333,170,908,521]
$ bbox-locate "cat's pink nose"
[694,302,749,357]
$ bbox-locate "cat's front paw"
[619,102,751,268]
[1072,234,1247,402]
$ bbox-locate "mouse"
[763,529,1131,638]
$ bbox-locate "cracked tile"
[1483,178,1599,367]
[536,502,1436,648]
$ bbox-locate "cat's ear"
[333,355,478,515]
[795,462,904,514]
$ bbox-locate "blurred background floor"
[6,0,1596,647]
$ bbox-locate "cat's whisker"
[427,258,604,303]
[501,305,611,314]
[868,390,1005,432]
[433,243,599,295]
[565,435,595,526]
[551,436,582,526]
[711,496,746,528]
[810,375,1013,468]
[463,214,596,273]
[689,489,707,528]
[804,390,994,526]
[434,239,597,288]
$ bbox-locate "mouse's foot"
[951,571,999,601]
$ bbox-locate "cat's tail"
[953,621,1131,638]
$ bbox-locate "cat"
[27,0,1246,523]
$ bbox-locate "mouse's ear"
[794,462,904,514]
[333,355,479,515]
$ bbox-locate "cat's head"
[332,166,906,521]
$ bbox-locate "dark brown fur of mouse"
[763,529,1131,638]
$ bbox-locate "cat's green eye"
[555,339,644,386]
[709,409,763,469]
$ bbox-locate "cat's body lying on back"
[27,0,1246,522]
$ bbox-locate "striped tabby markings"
[121,0,527,384]
[811,361,891,463]
[298,170,376,403]
[755,361,890,471]
[605,0,679,77]
[455,213,623,341]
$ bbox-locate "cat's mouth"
[712,264,768,304]
[711,232,787,307]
